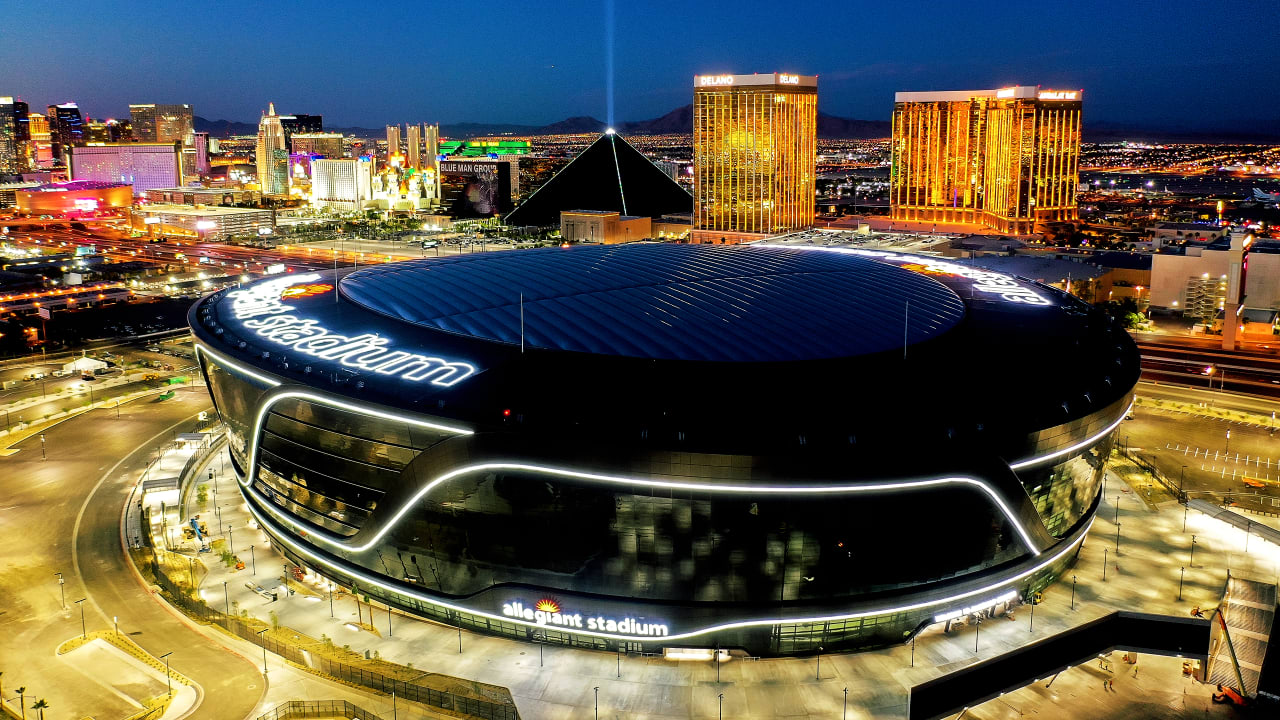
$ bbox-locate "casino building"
[190,243,1138,656]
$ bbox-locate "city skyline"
[1,0,1275,135]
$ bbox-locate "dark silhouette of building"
[505,131,691,227]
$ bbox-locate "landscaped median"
[55,630,197,720]
[1134,394,1280,429]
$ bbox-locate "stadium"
[190,243,1139,656]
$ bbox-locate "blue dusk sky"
[0,0,1275,132]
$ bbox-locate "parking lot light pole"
[1190,535,1197,567]
[1179,567,1186,601]
[75,598,86,637]
[1071,575,1078,610]
[55,572,65,609]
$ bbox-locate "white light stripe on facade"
[236,390,1041,555]
[1008,399,1133,470]
[195,342,474,444]
[242,492,1091,643]
[194,343,282,388]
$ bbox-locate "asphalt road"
[0,386,264,720]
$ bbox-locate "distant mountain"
[1082,121,1280,144]
[199,111,1278,144]
[194,117,258,136]
[533,116,608,135]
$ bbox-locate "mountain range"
[195,107,1280,144]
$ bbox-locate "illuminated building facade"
[0,96,19,173]
[279,114,322,152]
[386,125,402,165]
[46,102,84,162]
[311,157,374,211]
[693,73,817,243]
[26,113,53,168]
[291,133,345,159]
[890,86,1082,235]
[406,124,421,169]
[67,142,182,195]
[256,103,288,197]
[14,180,132,214]
[129,103,193,143]
[191,243,1137,656]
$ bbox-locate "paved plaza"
[159,441,1274,720]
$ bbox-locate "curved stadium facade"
[190,243,1139,656]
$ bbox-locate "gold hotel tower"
[693,72,817,243]
[890,86,1081,235]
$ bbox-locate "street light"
[223,581,230,616]
[1179,566,1186,601]
[75,598,86,638]
[55,572,65,609]
[718,693,724,720]
[1190,535,1197,567]
[816,646,823,680]
[256,629,268,674]
[1071,575,1078,610]
[159,652,173,697]
[593,687,599,720]
[843,687,849,720]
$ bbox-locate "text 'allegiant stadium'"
[226,274,477,386]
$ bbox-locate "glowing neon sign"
[846,250,1052,306]
[502,600,670,637]
[225,274,477,386]
[1037,90,1078,101]
[996,87,1017,99]
[698,74,734,87]
[778,74,799,84]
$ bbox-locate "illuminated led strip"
[243,491,1093,644]
[1008,398,1134,471]
[249,454,1041,556]
[194,341,474,448]
[194,343,283,388]
[187,350,1042,556]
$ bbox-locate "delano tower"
[890,86,1082,235]
[693,72,817,243]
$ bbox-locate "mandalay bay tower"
[890,86,1082,235]
[693,73,817,243]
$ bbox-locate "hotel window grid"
[694,80,816,237]
[890,91,1081,235]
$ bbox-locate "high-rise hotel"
[693,72,817,243]
[890,86,1081,235]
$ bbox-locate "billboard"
[440,160,511,218]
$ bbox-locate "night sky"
[2,0,1274,133]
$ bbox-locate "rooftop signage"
[695,73,817,88]
[1037,90,1080,101]
[225,274,477,387]
[844,250,1052,306]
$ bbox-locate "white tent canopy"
[62,356,107,373]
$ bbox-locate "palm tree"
[30,699,47,720]
[15,687,24,720]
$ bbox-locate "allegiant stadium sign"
[225,274,477,386]
[502,599,670,637]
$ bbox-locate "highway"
[0,386,264,720]
[1138,339,1280,399]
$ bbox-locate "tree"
[15,687,24,720]
[30,699,47,720]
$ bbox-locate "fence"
[1117,446,1185,501]
[254,700,385,720]
[151,569,518,720]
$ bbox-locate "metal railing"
[1116,446,1185,501]
[152,570,517,720]
[255,700,386,720]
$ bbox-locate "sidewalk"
[176,444,1280,720]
